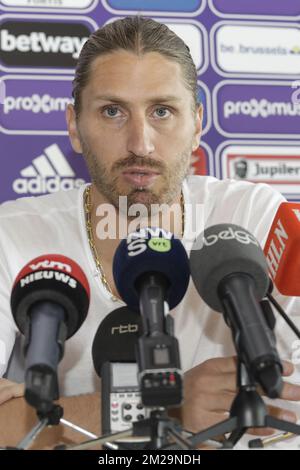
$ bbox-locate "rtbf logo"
[0,20,90,70]
[13,143,86,195]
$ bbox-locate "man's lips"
[121,167,161,187]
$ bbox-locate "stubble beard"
[80,138,192,217]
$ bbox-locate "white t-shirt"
[0,175,299,397]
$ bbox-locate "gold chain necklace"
[84,184,185,301]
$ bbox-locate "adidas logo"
[13,143,86,195]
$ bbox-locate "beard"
[79,138,192,216]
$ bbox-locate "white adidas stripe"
[33,154,56,177]
[45,144,75,177]
[19,144,75,178]
[20,166,37,177]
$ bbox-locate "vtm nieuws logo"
[13,143,86,195]
[0,20,91,69]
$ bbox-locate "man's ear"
[66,104,83,154]
[192,103,203,152]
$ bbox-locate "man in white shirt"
[0,17,299,439]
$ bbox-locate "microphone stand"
[162,359,300,450]
[163,292,300,450]
[56,407,224,451]
[4,404,63,450]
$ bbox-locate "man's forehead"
[84,50,189,100]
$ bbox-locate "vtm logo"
[13,143,86,195]
[0,20,90,69]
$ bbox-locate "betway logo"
[0,29,87,59]
[29,260,72,273]
[13,143,85,195]
[203,227,259,247]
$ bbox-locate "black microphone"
[11,254,90,413]
[190,224,283,398]
[112,227,190,407]
[92,307,147,435]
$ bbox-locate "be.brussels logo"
[13,143,86,195]
[0,1,98,12]
[212,22,300,78]
[103,0,205,15]
[0,17,94,72]
[216,142,300,199]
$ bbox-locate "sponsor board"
[0,14,97,74]
[0,75,72,134]
[190,142,213,176]
[211,21,300,78]
[106,17,209,73]
[209,0,300,19]
[213,80,300,138]
[0,0,98,13]
[103,0,206,16]
[216,140,300,198]
[197,80,211,135]
[0,135,90,202]
[0,77,5,104]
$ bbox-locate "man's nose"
[126,115,155,157]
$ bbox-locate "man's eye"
[154,107,171,118]
[102,106,121,118]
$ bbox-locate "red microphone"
[11,254,90,412]
[263,202,300,296]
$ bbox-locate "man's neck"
[89,184,184,266]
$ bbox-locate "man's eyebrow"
[93,95,182,105]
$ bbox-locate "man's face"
[67,50,202,212]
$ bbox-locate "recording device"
[92,306,150,434]
[190,224,283,398]
[113,227,190,407]
[11,254,90,413]
[264,202,300,296]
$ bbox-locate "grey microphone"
[190,224,283,398]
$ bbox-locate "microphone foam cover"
[113,228,190,311]
[11,254,90,338]
[92,307,143,377]
[190,224,269,312]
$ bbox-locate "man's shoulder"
[0,187,83,221]
[185,175,281,201]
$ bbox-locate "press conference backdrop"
[0,1,300,204]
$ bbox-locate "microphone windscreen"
[92,306,143,377]
[263,202,300,296]
[113,227,190,311]
[190,224,269,312]
[11,254,90,338]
